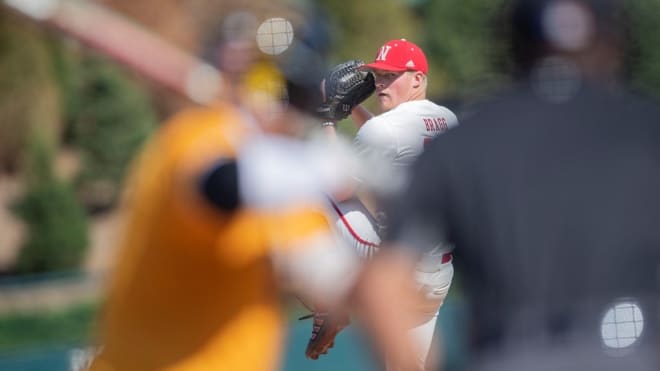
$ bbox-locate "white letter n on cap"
[376,45,392,61]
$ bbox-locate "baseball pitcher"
[304,39,459,370]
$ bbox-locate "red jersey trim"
[329,200,452,263]
[329,200,381,248]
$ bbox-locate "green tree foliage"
[12,132,88,275]
[416,0,510,99]
[66,55,157,212]
[317,0,421,64]
[624,0,660,97]
[0,11,61,173]
[0,10,157,276]
[49,40,85,143]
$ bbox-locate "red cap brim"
[361,62,408,72]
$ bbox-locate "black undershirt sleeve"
[200,160,241,212]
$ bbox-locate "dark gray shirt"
[387,81,660,371]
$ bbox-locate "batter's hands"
[302,310,350,360]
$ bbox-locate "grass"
[0,301,99,353]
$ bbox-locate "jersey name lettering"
[423,117,448,132]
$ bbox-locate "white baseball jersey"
[331,99,458,256]
[354,99,458,190]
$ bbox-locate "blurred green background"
[1,0,659,370]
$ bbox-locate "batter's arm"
[3,0,223,105]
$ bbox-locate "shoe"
[299,311,350,360]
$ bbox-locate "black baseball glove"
[317,60,376,122]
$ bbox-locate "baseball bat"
[3,0,224,105]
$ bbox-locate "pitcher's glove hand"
[317,60,375,122]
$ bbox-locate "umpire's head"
[507,0,626,81]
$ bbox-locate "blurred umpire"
[87,5,422,371]
[383,0,660,370]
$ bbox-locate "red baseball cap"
[363,39,428,74]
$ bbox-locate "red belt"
[441,252,453,264]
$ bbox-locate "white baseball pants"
[327,197,454,370]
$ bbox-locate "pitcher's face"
[372,70,418,112]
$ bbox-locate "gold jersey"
[89,103,331,371]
